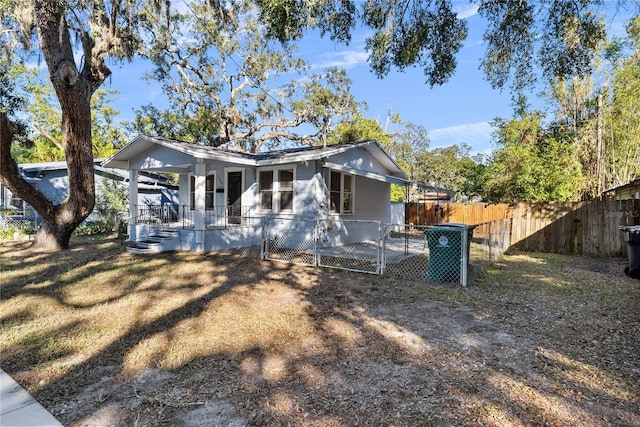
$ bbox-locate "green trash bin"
[425,223,475,283]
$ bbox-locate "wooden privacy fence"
[407,200,640,256]
[510,200,640,256]
[405,202,512,226]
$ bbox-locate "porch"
[132,204,255,230]
[129,204,261,252]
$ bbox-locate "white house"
[103,135,435,252]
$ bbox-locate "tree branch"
[32,122,64,152]
[0,112,55,221]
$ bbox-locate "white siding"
[327,147,391,176]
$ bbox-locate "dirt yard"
[1,237,639,426]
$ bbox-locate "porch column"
[178,173,190,219]
[194,160,206,251]
[129,168,138,241]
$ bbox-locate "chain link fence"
[381,225,430,279]
[467,219,512,279]
[0,215,37,230]
[262,217,512,286]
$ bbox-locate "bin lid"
[619,225,640,233]
[438,222,478,230]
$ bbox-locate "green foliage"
[484,114,585,202]
[414,143,479,201]
[0,220,36,239]
[94,176,128,231]
[0,226,18,240]
[136,1,360,152]
[0,53,31,149]
[363,0,468,86]
[131,105,192,141]
[479,1,606,108]
[389,184,406,203]
[72,222,113,237]
[252,1,609,107]
[96,177,127,211]
[606,16,640,188]
[327,113,441,202]
[386,121,429,181]
[328,114,390,146]
[10,71,128,163]
[539,14,640,199]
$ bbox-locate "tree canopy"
[255,0,613,107]
[134,1,362,152]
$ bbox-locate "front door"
[227,171,242,224]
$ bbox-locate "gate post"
[260,216,266,259]
[461,226,469,287]
[314,217,320,267]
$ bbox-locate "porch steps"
[126,230,181,254]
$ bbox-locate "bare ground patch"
[1,236,638,426]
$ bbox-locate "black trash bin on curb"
[619,225,640,280]
[425,223,476,283]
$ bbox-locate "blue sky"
[103,1,634,155]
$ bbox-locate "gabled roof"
[102,135,408,179]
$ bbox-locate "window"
[279,169,294,211]
[259,170,273,211]
[258,168,294,212]
[190,174,216,209]
[329,170,354,214]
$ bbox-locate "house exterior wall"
[602,179,640,201]
[264,168,391,249]
[327,147,391,176]
[614,184,640,200]
[131,145,194,170]
[139,188,178,206]
[32,170,69,205]
[352,176,391,222]
[293,160,320,218]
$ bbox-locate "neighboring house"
[102,135,431,252]
[602,178,640,201]
[0,159,178,225]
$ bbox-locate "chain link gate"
[262,216,318,267]
[261,217,497,286]
[316,219,383,274]
[262,217,384,274]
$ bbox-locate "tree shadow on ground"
[1,239,638,426]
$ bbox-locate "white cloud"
[428,121,495,154]
[313,49,368,70]
[455,4,479,20]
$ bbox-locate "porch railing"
[180,205,254,229]
[132,204,253,229]
[133,204,179,227]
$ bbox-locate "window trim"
[329,170,355,215]
[257,166,296,213]
[190,172,216,210]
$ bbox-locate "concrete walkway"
[0,369,63,427]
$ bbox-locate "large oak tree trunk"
[36,2,97,249]
[33,1,96,249]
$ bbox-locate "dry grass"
[1,235,639,426]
